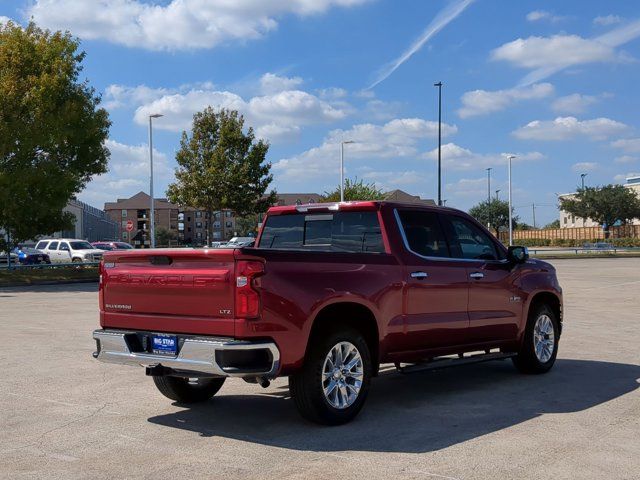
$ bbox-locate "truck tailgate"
[100,249,238,336]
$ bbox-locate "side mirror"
[508,246,529,264]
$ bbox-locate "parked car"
[13,246,51,265]
[224,236,255,248]
[0,251,19,265]
[92,241,134,251]
[93,201,563,425]
[35,238,104,263]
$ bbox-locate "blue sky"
[2,0,640,225]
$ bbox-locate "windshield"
[70,241,94,250]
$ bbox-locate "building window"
[214,212,220,220]
[226,221,233,228]
[196,211,202,218]
[213,221,221,228]
[196,232,202,239]
[121,209,127,218]
[563,217,567,224]
[187,216,191,222]
[178,212,184,221]
[196,222,202,228]
[225,211,232,218]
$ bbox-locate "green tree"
[544,219,560,229]
[167,108,276,244]
[559,185,640,236]
[155,226,177,247]
[235,214,259,237]
[468,199,519,236]
[322,177,386,202]
[0,22,111,251]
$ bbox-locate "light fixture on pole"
[580,173,587,191]
[495,189,500,201]
[434,81,443,206]
[149,113,163,248]
[340,140,354,202]
[507,155,516,246]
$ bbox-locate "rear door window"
[258,211,384,253]
[442,215,503,261]
[48,241,59,250]
[397,210,450,258]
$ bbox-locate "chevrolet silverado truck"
[93,201,562,425]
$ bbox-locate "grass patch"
[0,266,99,287]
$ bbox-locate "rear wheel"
[72,257,83,263]
[289,327,372,425]
[152,376,225,403]
[513,303,560,374]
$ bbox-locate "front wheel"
[152,376,225,403]
[289,327,372,425]
[513,303,560,374]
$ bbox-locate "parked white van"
[34,239,104,264]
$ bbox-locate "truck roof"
[266,201,460,215]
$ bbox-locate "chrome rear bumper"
[92,329,280,378]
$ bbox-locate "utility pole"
[486,167,492,228]
[532,203,537,229]
[340,140,354,202]
[507,155,516,246]
[434,81,443,206]
[148,113,163,248]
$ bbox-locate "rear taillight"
[235,260,264,318]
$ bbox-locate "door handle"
[411,271,428,279]
[469,272,484,279]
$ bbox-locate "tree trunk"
[207,208,213,246]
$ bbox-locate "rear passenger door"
[47,241,60,262]
[440,214,521,344]
[395,209,470,351]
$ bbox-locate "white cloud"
[611,138,640,153]
[571,162,598,172]
[27,0,371,51]
[273,118,457,182]
[614,155,638,165]
[526,10,565,23]
[0,16,14,24]
[259,73,303,95]
[423,143,544,171]
[104,84,171,110]
[79,139,171,207]
[551,93,606,114]
[491,19,640,85]
[129,84,350,143]
[513,116,628,141]
[594,15,623,26]
[369,0,475,88]
[317,87,348,99]
[457,83,554,118]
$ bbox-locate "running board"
[395,351,516,374]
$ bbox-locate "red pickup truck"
[93,201,562,425]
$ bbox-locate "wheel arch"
[307,301,380,375]
[527,291,562,335]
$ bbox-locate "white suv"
[34,239,104,264]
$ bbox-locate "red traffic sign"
[126,220,134,232]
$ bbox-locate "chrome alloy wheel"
[322,341,363,409]
[533,314,555,363]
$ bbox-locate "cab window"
[442,215,503,261]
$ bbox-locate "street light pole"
[148,114,163,248]
[340,140,354,202]
[434,81,443,206]
[507,155,516,246]
[486,167,492,228]
[580,173,587,191]
[495,189,500,201]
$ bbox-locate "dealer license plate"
[151,334,178,355]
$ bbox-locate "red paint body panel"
[98,201,563,376]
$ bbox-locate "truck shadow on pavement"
[147,359,639,453]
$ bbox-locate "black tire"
[152,376,225,403]
[72,257,83,263]
[289,327,372,425]
[513,303,560,374]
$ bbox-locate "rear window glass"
[258,211,384,253]
[397,210,450,258]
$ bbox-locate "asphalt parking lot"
[1,258,639,480]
